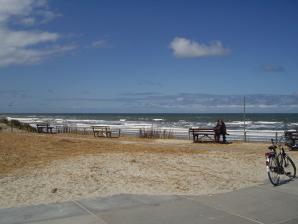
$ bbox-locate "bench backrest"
[285,131,298,138]
[189,128,215,133]
[36,123,49,127]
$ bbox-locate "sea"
[2,113,298,142]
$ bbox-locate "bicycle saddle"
[268,145,276,150]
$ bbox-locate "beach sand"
[1,131,297,209]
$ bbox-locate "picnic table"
[285,130,298,149]
[91,125,120,138]
[36,123,54,134]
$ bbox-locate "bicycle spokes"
[283,156,296,179]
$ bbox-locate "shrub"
[139,128,174,139]
[0,118,9,124]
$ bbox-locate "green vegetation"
[0,117,8,124]
[139,128,174,139]
[0,118,36,132]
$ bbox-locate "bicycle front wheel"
[283,155,296,179]
[267,157,281,186]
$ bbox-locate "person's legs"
[222,133,226,143]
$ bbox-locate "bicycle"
[265,138,296,186]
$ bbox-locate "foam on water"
[5,113,298,141]
[226,121,253,126]
[254,121,282,125]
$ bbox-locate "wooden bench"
[189,128,217,143]
[91,125,120,138]
[36,123,54,133]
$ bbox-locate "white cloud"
[0,44,77,66]
[20,17,36,26]
[0,0,41,23]
[90,39,111,48]
[0,0,75,67]
[262,64,285,72]
[91,40,107,48]
[170,37,230,58]
[0,28,59,47]
[37,10,62,24]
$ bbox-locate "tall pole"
[243,96,246,141]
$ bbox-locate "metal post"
[243,96,246,142]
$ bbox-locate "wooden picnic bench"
[36,123,54,133]
[189,128,217,143]
[91,125,120,138]
[285,130,298,149]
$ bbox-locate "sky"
[0,0,298,113]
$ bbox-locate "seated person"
[214,120,229,143]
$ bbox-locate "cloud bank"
[2,91,298,112]
[0,0,75,67]
[263,64,285,72]
[170,37,230,58]
[36,93,298,113]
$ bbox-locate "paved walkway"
[1,180,298,224]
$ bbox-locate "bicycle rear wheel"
[283,155,296,179]
[267,157,281,186]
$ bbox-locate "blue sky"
[0,0,298,113]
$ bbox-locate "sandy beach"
[1,131,297,209]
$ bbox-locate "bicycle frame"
[266,139,285,175]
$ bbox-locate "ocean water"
[2,113,298,141]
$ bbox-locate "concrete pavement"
[1,180,298,224]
